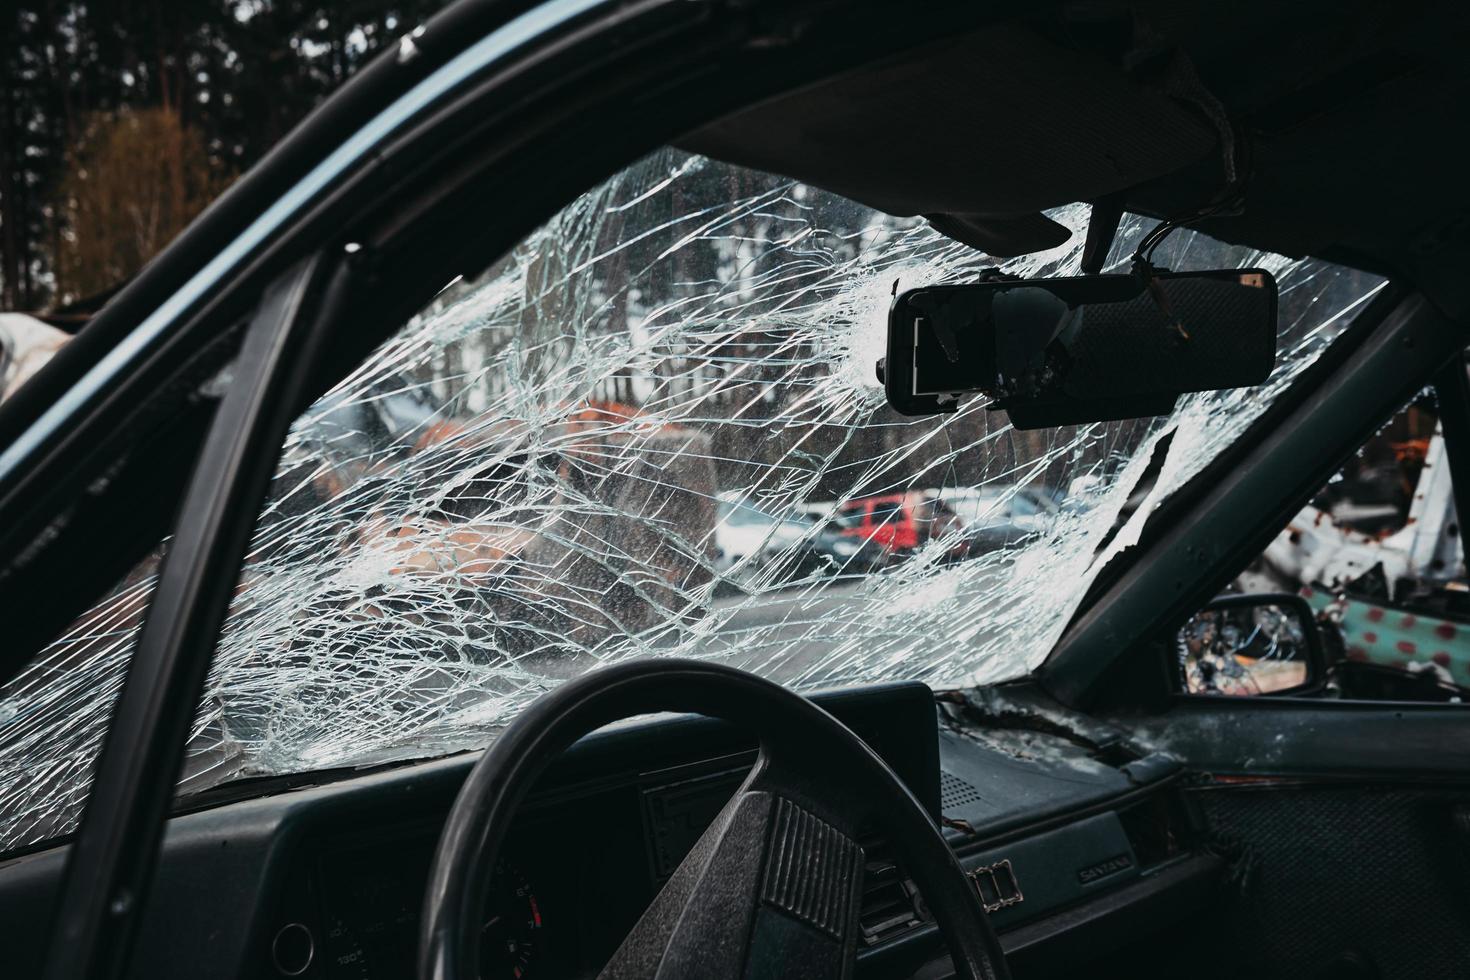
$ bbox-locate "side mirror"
[1175,593,1326,697]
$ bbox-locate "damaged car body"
[3,1,1470,978]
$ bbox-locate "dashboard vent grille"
[858,842,924,947]
[940,770,984,811]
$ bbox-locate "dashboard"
[265,682,942,979]
[0,681,1221,979]
[279,756,765,978]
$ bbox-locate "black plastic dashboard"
[0,681,1219,979]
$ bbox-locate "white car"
[713,492,817,578]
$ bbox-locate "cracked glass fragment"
[0,148,1385,854]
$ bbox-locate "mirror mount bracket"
[1081,195,1125,276]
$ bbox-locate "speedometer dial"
[479,861,544,979]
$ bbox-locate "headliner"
[680,1,1470,312]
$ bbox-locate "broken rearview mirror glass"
[882,270,1277,428]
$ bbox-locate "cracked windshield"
[1,149,1383,853]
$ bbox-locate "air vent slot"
[939,770,984,812]
[858,842,924,946]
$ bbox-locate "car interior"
[3,2,1470,979]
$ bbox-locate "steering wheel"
[418,659,1010,979]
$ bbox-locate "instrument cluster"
[267,761,750,979]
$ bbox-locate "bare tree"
[52,107,230,304]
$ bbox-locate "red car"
[831,491,964,558]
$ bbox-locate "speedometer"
[479,861,544,979]
[320,914,373,979]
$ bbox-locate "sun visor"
[679,24,1218,256]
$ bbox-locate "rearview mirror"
[1176,593,1325,697]
[881,270,1277,428]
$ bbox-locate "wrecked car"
[3,3,1470,980]
[1244,394,1470,698]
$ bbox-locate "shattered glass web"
[0,149,1384,852]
